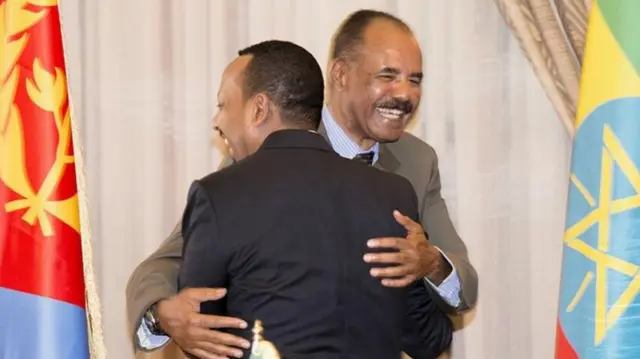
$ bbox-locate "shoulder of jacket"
[387,131,435,154]
[350,157,414,190]
[385,132,438,168]
[197,158,249,191]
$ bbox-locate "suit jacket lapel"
[375,143,400,173]
[318,122,401,173]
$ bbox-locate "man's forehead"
[223,56,251,79]
[219,55,251,94]
[353,20,422,72]
[363,19,416,43]
[360,20,421,55]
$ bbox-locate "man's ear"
[329,59,349,92]
[251,93,272,126]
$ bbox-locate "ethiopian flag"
[0,0,91,358]
[556,0,640,358]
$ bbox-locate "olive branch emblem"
[1,0,79,236]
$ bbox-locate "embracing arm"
[402,281,453,358]
[125,221,183,349]
[421,151,478,313]
[125,157,234,351]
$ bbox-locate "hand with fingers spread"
[156,287,250,359]
[364,210,452,288]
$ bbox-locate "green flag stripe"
[599,0,640,76]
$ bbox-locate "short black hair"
[330,9,412,61]
[238,40,324,130]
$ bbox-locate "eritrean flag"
[0,0,90,358]
[556,0,640,358]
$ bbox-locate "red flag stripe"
[556,320,580,359]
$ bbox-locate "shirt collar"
[322,105,380,164]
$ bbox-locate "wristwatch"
[143,303,166,336]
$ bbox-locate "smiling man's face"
[339,19,423,144]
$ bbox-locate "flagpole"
[70,90,109,359]
[57,2,108,358]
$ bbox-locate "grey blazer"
[125,126,478,344]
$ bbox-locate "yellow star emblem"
[564,125,640,345]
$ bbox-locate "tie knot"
[353,152,375,166]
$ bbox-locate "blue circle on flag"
[559,98,640,358]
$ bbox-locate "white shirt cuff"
[137,320,170,351]
[423,247,462,308]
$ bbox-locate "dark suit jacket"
[178,130,451,359]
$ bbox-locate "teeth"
[376,107,404,120]
[223,138,234,156]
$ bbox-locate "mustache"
[375,98,413,114]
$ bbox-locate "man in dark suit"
[177,40,451,359]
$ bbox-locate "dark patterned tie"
[353,152,375,166]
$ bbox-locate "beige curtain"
[59,1,571,358]
[493,0,590,138]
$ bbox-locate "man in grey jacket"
[127,9,478,359]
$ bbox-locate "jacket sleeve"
[402,281,453,359]
[125,157,233,347]
[125,220,184,343]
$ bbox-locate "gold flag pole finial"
[252,320,264,351]
[249,320,281,359]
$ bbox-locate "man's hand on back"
[364,210,452,287]
[157,288,251,359]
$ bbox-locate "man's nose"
[391,80,412,101]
